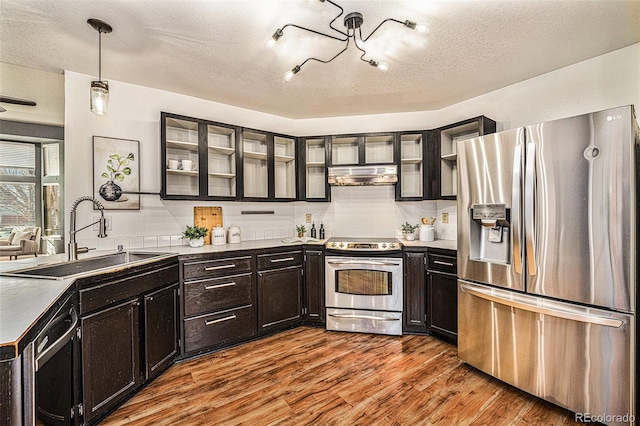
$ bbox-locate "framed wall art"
[93,136,140,210]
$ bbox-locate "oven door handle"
[327,260,401,266]
[328,313,400,321]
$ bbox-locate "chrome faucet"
[68,196,108,261]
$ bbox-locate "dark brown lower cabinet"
[144,284,179,380]
[426,249,458,344]
[403,250,428,333]
[427,272,458,343]
[78,260,179,424]
[257,265,303,333]
[183,305,255,353]
[81,299,140,424]
[303,248,325,325]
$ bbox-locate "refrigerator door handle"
[512,143,523,274]
[459,283,624,328]
[524,141,537,276]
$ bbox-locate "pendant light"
[88,18,112,115]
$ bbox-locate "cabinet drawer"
[257,250,303,270]
[80,264,178,315]
[183,255,252,280]
[183,305,255,353]
[427,254,457,274]
[183,273,253,317]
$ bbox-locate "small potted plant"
[296,224,306,238]
[401,222,419,241]
[182,225,208,248]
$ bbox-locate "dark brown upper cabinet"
[241,128,298,201]
[298,136,330,202]
[396,130,428,201]
[161,113,298,202]
[433,116,496,200]
[161,112,241,201]
[329,132,397,166]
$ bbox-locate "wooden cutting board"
[193,206,223,245]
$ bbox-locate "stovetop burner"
[325,237,401,251]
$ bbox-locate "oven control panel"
[326,241,400,251]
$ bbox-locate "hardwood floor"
[102,327,580,425]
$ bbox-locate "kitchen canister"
[212,225,226,245]
[420,224,435,242]
[228,224,241,244]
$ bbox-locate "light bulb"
[414,22,428,33]
[377,62,389,72]
[266,29,283,49]
[284,65,301,82]
[369,60,389,72]
[90,80,109,115]
[404,20,429,33]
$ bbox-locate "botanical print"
[93,136,140,210]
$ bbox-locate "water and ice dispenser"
[468,203,511,265]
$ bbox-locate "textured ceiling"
[1,0,639,119]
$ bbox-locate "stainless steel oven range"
[325,238,403,336]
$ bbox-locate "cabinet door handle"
[433,260,454,267]
[270,257,295,263]
[205,314,236,326]
[204,264,236,271]
[204,282,236,290]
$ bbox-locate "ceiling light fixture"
[268,0,427,82]
[88,18,113,115]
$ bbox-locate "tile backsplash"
[77,228,296,251]
[75,191,459,251]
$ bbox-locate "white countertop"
[0,236,453,355]
[399,239,457,251]
[0,238,321,353]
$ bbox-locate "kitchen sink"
[0,251,173,280]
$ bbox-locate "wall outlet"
[442,212,449,224]
[93,215,113,231]
[306,214,312,223]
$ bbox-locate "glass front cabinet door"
[161,113,241,200]
[299,137,329,201]
[241,129,299,201]
[396,131,425,200]
[274,135,297,200]
[207,123,239,199]
[242,129,269,200]
[329,133,396,167]
[161,113,201,199]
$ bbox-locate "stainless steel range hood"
[327,165,398,186]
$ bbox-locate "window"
[0,140,63,239]
[0,141,38,237]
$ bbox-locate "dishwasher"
[22,293,79,426]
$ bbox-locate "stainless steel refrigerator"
[457,105,637,425]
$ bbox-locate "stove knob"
[381,243,387,248]
[330,242,336,248]
[339,243,345,248]
[390,244,397,249]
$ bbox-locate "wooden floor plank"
[102,327,579,425]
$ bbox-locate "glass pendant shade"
[90,80,109,115]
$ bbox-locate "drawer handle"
[205,314,236,326]
[204,282,236,290]
[433,260,455,267]
[204,264,236,271]
[270,257,295,263]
